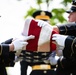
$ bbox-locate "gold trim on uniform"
[35,16,50,20]
[34,56,39,58]
[71,38,76,56]
[26,56,31,59]
[33,60,39,62]
[64,25,67,34]
[26,59,31,62]
[40,11,46,16]
[32,64,51,70]
[42,53,47,56]
[26,52,31,54]
[60,56,64,68]
[0,44,2,55]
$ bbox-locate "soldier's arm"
[53,22,76,36]
[0,38,15,67]
[1,38,13,44]
[52,34,76,58]
[0,38,14,56]
[0,44,15,67]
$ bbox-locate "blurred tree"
[23,0,72,25]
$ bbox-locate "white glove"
[49,56,58,65]
[12,39,28,56]
[36,20,50,27]
[12,39,28,51]
[12,35,35,51]
[48,51,59,65]
[52,34,68,50]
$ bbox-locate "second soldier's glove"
[52,34,68,50]
[48,51,59,65]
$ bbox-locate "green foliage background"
[23,0,72,25]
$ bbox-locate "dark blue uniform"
[56,22,76,75]
[0,38,15,75]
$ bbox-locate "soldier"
[20,10,53,75]
[20,10,57,75]
[54,0,76,62]
[0,35,34,75]
[32,10,57,75]
[52,23,76,75]
[52,1,76,73]
[19,15,58,75]
[37,0,76,75]
[37,21,76,75]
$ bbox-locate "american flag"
[22,17,57,52]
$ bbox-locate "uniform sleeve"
[0,38,13,56]
[57,22,76,36]
[1,38,13,44]
[0,38,15,67]
[62,36,76,58]
[0,44,9,56]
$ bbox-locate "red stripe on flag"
[26,20,41,51]
[51,30,58,51]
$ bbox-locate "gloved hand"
[48,51,59,65]
[36,19,51,27]
[12,35,35,56]
[52,34,68,50]
[12,35,35,51]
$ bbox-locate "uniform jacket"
[0,38,15,75]
[58,22,76,58]
[56,22,76,75]
[0,38,15,67]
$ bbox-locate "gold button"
[43,70,47,73]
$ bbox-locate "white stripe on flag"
[38,25,53,52]
[22,17,33,36]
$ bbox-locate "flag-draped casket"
[22,17,58,52]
